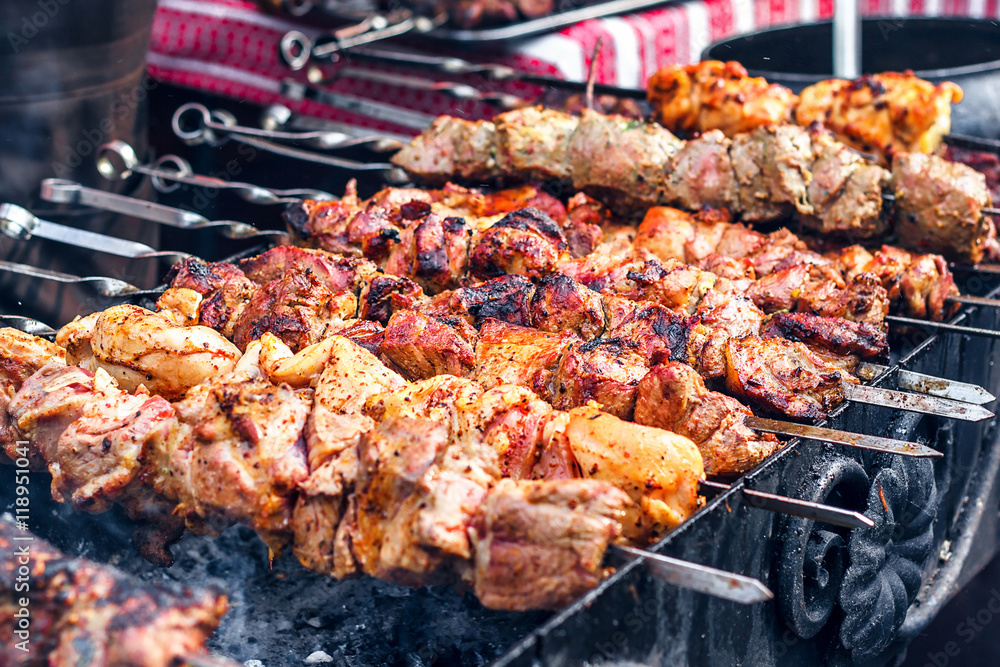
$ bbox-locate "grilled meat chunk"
[164,256,246,295]
[469,207,568,281]
[568,109,683,213]
[386,212,471,292]
[648,60,798,136]
[0,328,65,465]
[471,478,629,611]
[796,72,962,161]
[731,124,814,221]
[634,362,780,477]
[529,273,606,341]
[803,127,890,237]
[724,335,857,420]
[0,517,228,667]
[381,310,475,380]
[891,152,996,264]
[552,338,649,419]
[424,274,535,328]
[662,130,739,210]
[494,107,578,182]
[762,311,887,358]
[86,305,242,400]
[391,116,498,183]
[474,320,577,399]
[359,274,426,325]
[240,245,376,293]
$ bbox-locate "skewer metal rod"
[886,314,1000,340]
[832,0,862,79]
[699,479,874,529]
[857,363,996,404]
[946,294,1000,309]
[745,416,941,458]
[843,383,994,422]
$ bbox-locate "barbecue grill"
[3,82,1000,667]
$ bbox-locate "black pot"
[703,18,1000,139]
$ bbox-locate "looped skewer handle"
[0,259,162,300]
[317,67,526,110]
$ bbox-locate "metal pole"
[833,0,861,78]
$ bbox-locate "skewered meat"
[393,108,997,261]
[382,309,476,379]
[891,152,997,263]
[494,107,578,183]
[634,362,780,477]
[796,72,963,161]
[0,517,229,667]
[761,312,887,359]
[647,61,798,136]
[391,116,498,184]
[0,328,64,466]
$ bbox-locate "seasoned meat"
[0,517,228,667]
[474,319,577,399]
[796,72,963,162]
[391,116,498,183]
[329,319,385,355]
[552,338,650,419]
[803,127,889,237]
[424,274,535,328]
[662,130,738,210]
[240,245,376,293]
[381,310,475,380]
[648,60,797,136]
[892,152,996,264]
[762,312,887,358]
[86,305,242,400]
[731,124,813,222]
[724,335,856,420]
[285,194,363,252]
[359,274,426,326]
[0,328,65,465]
[197,273,258,338]
[231,272,357,352]
[165,256,246,295]
[385,213,470,293]
[471,478,629,611]
[493,107,578,182]
[529,273,606,341]
[634,362,780,477]
[469,207,568,281]
[474,385,556,480]
[568,109,682,212]
[605,303,691,367]
[563,193,607,257]
[554,405,704,542]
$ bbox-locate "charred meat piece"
[0,517,229,667]
[386,213,471,293]
[634,362,780,477]
[552,338,650,419]
[164,256,246,295]
[568,109,682,213]
[605,303,691,368]
[529,273,606,341]
[724,335,857,421]
[469,207,568,281]
[891,152,996,264]
[359,274,427,326]
[391,116,498,183]
[761,311,887,359]
[803,127,889,237]
[471,478,629,611]
[424,274,535,328]
[240,245,376,293]
[474,319,578,399]
[494,107,578,182]
[648,60,798,136]
[329,319,386,355]
[731,124,814,222]
[381,310,476,380]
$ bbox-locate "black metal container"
[703,18,1000,140]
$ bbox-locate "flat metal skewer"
[745,416,941,458]
[0,203,189,264]
[843,383,994,422]
[699,479,874,529]
[0,315,57,339]
[612,545,773,604]
[0,260,161,300]
[857,362,996,404]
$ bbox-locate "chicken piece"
[724,335,857,420]
[731,124,814,221]
[153,377,310,552]
[553,405,704,542]
[391,116,499,183]
[663,130,739,210]
[762,311,887,359]
[10,363,175,513]
[796,72,963,162]
[231,271,358,352]
[0,328,65,464]
[424,274,535,328]
[892,152,996,264]
[568,109,683,213]
[634,362,780,477]
[471,478,629,611]
[85,305,241,400]
[552,339,650,419]
[0,517,229,667]
[381,310,475,380]
[385,212,470,293]
[647,60,798,136]
[469,207,568,281]
[474,320,577,400]
[528,273,606,341]
[803,127,890,237]
[493,107,579,182]
[55,312,97,365]
[155,287,203,326]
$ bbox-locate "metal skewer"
[699,479,873,529]
[857,362,996,404]
[745,417,941,458]
[885,314,1000,340]
[843,383,994,422]
[612,545,773,604]
[0,260,163,301]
